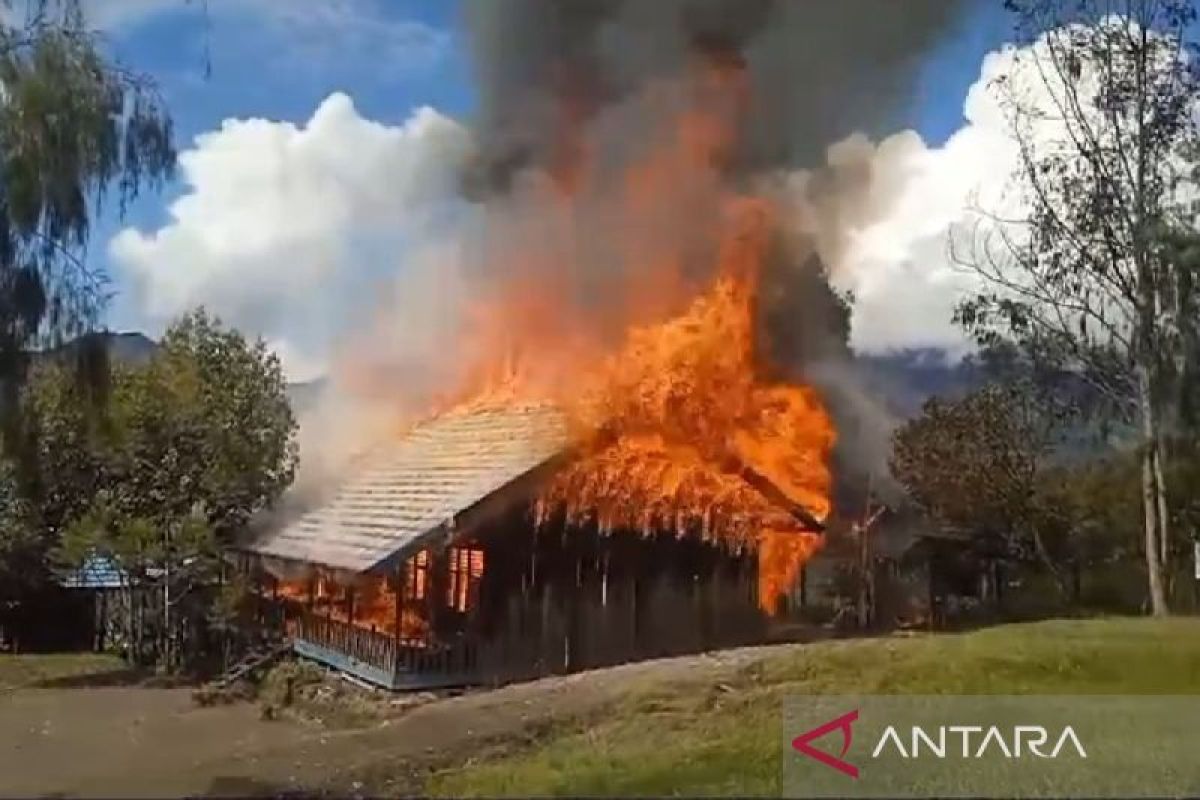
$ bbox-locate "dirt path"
[0,644,794,797]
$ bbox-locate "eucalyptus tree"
[954,0,1200,614]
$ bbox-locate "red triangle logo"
[791,709,860,779]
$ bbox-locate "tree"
[34,309,297,668]
[0,0,175,505]
[0,358,111,609]
[0,456,36,643]
[953,1,1200,614]
[0,1,174,356]
[890,381,1076,598]
[154,309,298,538]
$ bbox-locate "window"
[406,550,429,601]
[447,547,485,612]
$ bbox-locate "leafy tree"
[0,456,36,640]
[0,5,176,621]
[953,1,1200,614]
[32,309,297,668]
[0,359,111,607]
[890,381,1076,597]
[155,309,298,537]
[15,360,110,529]
[0,0,173,362]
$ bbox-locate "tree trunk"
[1031,526,1069,600]
[856,522,870,629]
[128,583,138,665]
[1139,368,1170,616]
[163,560,171,671]
[1152,439,1172,600]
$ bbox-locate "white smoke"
[777,45,1027,358]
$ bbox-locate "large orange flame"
[413,57,834,613]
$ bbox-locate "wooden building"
[236,405,810,690]
[57,554,132,653]
[1,554,130,654]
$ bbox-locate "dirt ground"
[0,644,791,798]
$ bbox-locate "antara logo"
[792,709,860,778]
[792,710,1087,779]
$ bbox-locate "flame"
[277,570,429,643]
[393,56,835,613]
[540,198,834,612]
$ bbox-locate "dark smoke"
[460,0,970,499]
[462,0,968,193]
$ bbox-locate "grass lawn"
[0,651,126,692]
[427,618,1200,797]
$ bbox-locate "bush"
[258,659,324,719]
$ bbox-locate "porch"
[288,612,479,690]
[248,515,769,691]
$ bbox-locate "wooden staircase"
[210,640,292,689]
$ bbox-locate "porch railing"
[290,613,397,675]
[289,612,479,686]
[396,636,478,678]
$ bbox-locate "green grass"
[0,651,126,692]
[427,618,1200,797]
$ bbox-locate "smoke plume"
[458,0,970,487]
[463,0,966,189]
[297,0,971,497]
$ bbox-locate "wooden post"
[799,564,808,610]
[394,560,405,643]
[428,547,449,645]
[628,537,640,655]
[96,590,107,652]
[854,478,887,630]
[321,572,331,623]
[565,526,583,672]
[696,539,714,651]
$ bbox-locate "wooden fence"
[291,613,397,676]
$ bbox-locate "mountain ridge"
[43,333,983,421]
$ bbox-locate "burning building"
[237,186,836,688]
[240,398,823,689]
[236,0,965,688]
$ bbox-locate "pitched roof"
[243,404,572,573]
[59,554,126,589]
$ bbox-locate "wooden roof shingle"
[244,404,571,573]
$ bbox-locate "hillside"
[3,618,1195,796]
[853,348,984,418]
[37,336,980,423]
[41,331,159,367]
[422,618,1200,797]
[33,331,326,415]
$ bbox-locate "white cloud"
[797,19,1194,358]
[110,92,473,380]
[781,46,1028,357]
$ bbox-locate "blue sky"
[83,0,1016,372]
